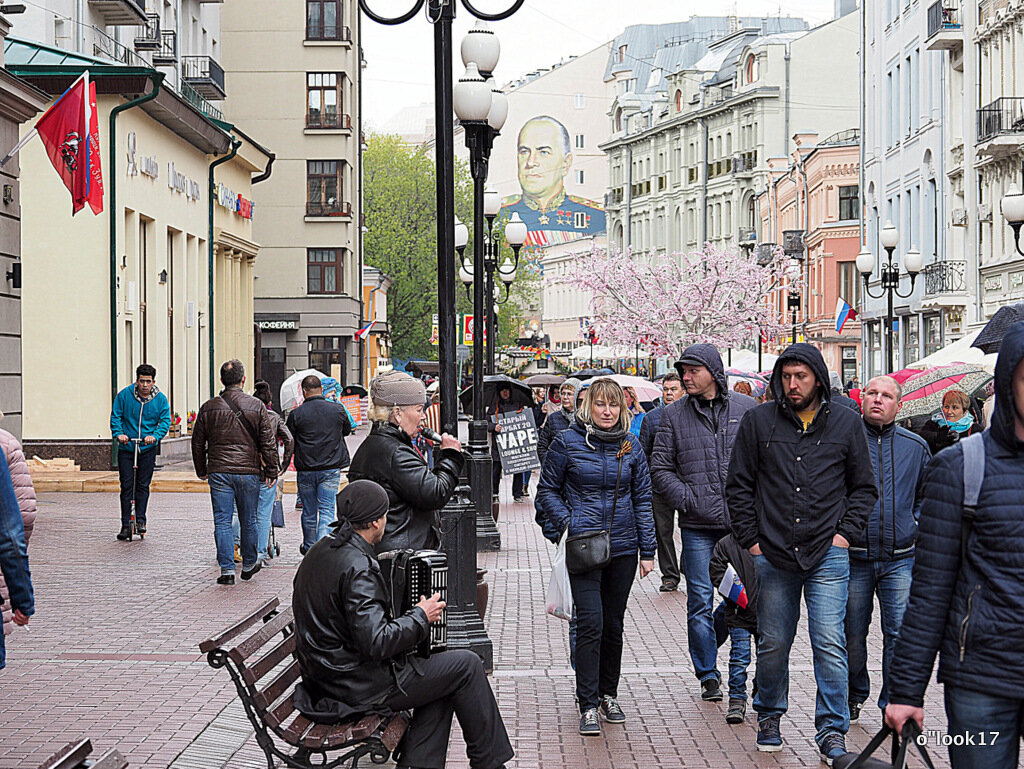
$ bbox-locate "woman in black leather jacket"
[346,371,464,553]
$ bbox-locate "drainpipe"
[858,0,865,248]
[109,74,164,411]
[252,153,275,185]
[797,159,810,339]
[784,43,792,156]
[625,143,632,249]
[208,138,242,398]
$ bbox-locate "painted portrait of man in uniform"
[500,115,605,248]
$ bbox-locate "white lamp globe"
[856,247,875,275]
[484,188,501,217]
[453,63,491,122]
[880,221,899,250]
[487,81,508,132]
[505,212,528,246]
[459,261,473,286]
[1001,185,1024,225]
[461,21,500,76]
[903,246,924,275]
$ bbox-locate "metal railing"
[153,30,177,64]
[134,13,160,51]
[923,260,966,296]
[181,55,225,97]
[977,97,1024,141]
[756,243,776,266]
[927,0,961,39]
[306,112,352,129]
[738,227,757,243]
[91,25,148,67]
[306,200,351,217]
[179,80,223,120]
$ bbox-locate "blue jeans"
[753,546,850,743]
[728,627,752,701]
[845,557,913,710]
[256,479,277,559]
[297,469,342,550]
[944,686,1024,769]
[680,528,728,684]
[208,472,259,574]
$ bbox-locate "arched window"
[745,53,758,83]
[675,89,683,112]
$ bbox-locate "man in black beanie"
[292,480,513,769]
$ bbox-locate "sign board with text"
[493,409,540,475]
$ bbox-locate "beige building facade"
[222,0,364,404]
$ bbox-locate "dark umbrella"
[342,384,368,398]
[525,374,565,387]
[459,374,534,413]
[972,302,1024,354]
[569,368,614,381]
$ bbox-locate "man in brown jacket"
[192,360,278,585]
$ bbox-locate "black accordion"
[377,549,448,657]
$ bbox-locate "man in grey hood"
[650,343,756,704]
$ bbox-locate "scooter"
[126,437,145,541]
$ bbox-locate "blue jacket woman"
[536,377,656,737]
[0,451,33,669]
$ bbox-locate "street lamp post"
[856,221,924,374]
[786,258,802,345]
[359,0,524,671]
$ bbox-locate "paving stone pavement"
[0,478,952,768]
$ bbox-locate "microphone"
[420,427,443,444]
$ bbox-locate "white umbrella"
[279,368,329,412]
[905,328,997,372]
[607,374,662,402]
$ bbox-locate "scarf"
[933,411,975,434]
[575,412,628,450]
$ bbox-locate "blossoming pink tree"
[565,244,798,360]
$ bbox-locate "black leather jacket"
[292,532,428,713]
[346,422,465,553]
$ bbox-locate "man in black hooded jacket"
[885,321,1024,769]
[726,343,876,764]
[293,480,513,769]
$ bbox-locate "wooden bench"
[37,738,127,769]
[199,596,408,769]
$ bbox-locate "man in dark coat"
[638,372,684,592]
[293,481,513,769]
[885,322,1024,769]
[845,375,930,724]
[650,344,756,702]
[726,343,876,764]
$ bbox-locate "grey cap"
[370,371,426,407]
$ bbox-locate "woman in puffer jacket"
[536,378,656,738]
[0,418,36,638]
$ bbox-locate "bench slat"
[199,596,280,654]
[299,722,340,749]
[242,632,296,687]
[282,714,316,744]
[380,714,409,753]
[326,715,380,748]
[253,658,301,711]
[37,738,92,769]
[265,693,298,729]
[228,607,293,666]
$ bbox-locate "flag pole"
[0,70,88,168]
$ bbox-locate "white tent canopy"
[906,329,997,372]
[728,350,778,373]
[570,344,645,362]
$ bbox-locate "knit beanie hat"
[562,378,582,405]
[370,371,426,407]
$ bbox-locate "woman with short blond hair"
[536,377,656,737]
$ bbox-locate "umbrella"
[897,365,993,420]
[972,302,1024,354]
[342,384,368,398]
[525,374,565,387]
[459,374,534,413]
[725,368,769,398]
[570,368,613,381]
[279,368,329,412]
[606,374,662,402]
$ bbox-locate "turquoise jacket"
[110,385,171,453]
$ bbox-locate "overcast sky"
[362,0,838,129]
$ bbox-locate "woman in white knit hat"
[346,371,464,553]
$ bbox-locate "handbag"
[834,721,935,769]
[565,440,629,575]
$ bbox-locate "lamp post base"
[467,420,500,551]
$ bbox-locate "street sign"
[430,313,439,346]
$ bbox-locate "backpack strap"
[959,433,986,565]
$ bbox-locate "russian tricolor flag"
[717,564,749,609]
[835,297,858,333]
[354,319,375,341]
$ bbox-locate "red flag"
[35,72,95,215]
[86,79,103,214]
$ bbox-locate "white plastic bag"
[545,530,574,621]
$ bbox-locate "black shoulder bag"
[565,440,630,575]
[222,394,267,480]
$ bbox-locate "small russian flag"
[717,564,749,609]
[354,319,375,341]
[835,297,858,334]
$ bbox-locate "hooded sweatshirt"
[725,343,877,572]
[888,321,1024,707]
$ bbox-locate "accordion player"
[378,548,448,657]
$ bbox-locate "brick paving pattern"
[0,476,952,768]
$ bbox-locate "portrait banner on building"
[493,408,541,475]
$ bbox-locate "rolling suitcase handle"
[836,721,936,769]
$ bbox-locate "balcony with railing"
[306,18,352,43]
[922,260,968,304]
[153,30,177,65]
[88,0,146,25]
[738,227,757,244]
[926,0,963,49]
[90,25,147,67]
[179,80,223,121]
[306,111,352,130]
[605,187,624,208]
[756,243,776,266]
[307,200,352,218]
[977,97,1024,153]
[181,55,225,99]
[134,14,160,51]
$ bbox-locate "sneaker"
[233,545,242,564]
[299,544,309,556]
[599,695,626,724]
[522,490,531,498]
[756,716,783,752]
[116,526,130,541]
[578,707,601,736]
[513,496,523,503]
[726,699,746,724]
[216,574,235,585]
[240,561,262,581]
[818,732,848,766]
[848,700,862,724]
[700,677,723,702]
[136,522,146,534]
[659,579,679,592]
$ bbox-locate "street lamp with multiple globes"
[358,0,524,671]
[856,221,924,374]
[786,257,802,345]
[1001,184,1024,256]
